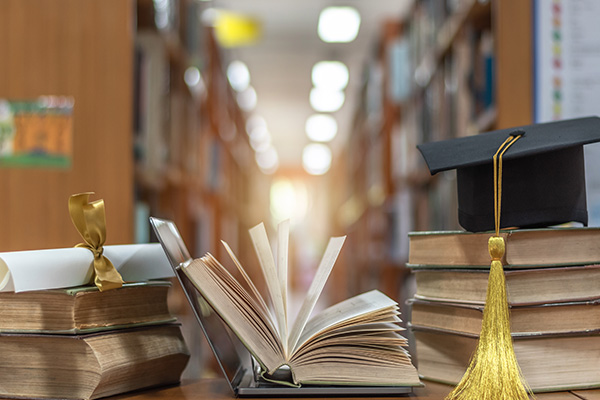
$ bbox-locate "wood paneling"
[0,0,134,250]
[495,0,534,128]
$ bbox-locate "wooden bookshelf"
[335,0,535,300]
[132,0,273,379]
[133,0,268,262]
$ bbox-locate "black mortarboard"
[417,116,600,232]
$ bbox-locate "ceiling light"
[246,114,267,135]
[237,86,257,111]
[318,7,361,43]
[249,126,271,152]
[305,114,338,142]
[184,66,205,96]
[227,60,251,92]
[302,143,332,175]
[312,61,349,91]
[309,88,345,112]
[256,146,279,174]
[184,66,201,87]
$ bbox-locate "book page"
[288,236,346,352]
[249,223,287,342]
[183,256,284,373]
[293,290,399,352]
[277,220,289,356]
[221,241,272,321]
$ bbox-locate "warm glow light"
[227,60,251,92]
[237,86,257,111]
[305,114,337,142]
[318,7,361,43]
[302,143,332,175]
[256,145,279,174]
[312,61,349,91]
[270,179,308,223]
[309,88,345,112]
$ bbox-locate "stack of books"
[0,281,190,400]
[407,227,600,393]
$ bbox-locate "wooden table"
[108,379,600,400]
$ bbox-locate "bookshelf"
[133,0,272,379]
[134,0,267,263]
[335,0,534,300]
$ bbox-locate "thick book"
[0,281,175,333]
[413,265,600,305]
[410,298,600,336]
[0,324,190,400]
[182,221,420,387]
[413,327,600,392]
[407,227,600,268]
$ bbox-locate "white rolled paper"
[0,243,174,292]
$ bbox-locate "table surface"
[106,379,600,400]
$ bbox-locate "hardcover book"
[413,265,600,305]
[410,298,600,336]
[413,326,600,392]
[0,324,190,400]
[178,220,420,387]
[407,227,600,268]
[0,281,175,333]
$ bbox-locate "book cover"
[408,227,600,268]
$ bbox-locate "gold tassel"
[445,134,532,400]
[445,237,530,400]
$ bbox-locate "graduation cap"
[418,117,600,400]
[417,116,600,232]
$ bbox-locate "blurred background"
[3,0,599,379]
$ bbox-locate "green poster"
[0,96,74,168]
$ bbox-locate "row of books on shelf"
[407,226,600,393]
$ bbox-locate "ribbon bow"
[68,192,123,291]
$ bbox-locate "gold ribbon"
[446,133,532,400]
[69,192,123,291]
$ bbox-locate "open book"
[182,221,420,387]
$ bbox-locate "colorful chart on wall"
[0,96,73,168]
[534,0,600,226]
[534,0,600,123]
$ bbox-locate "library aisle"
[5,0,600,395]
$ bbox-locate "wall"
[0,0,134,250]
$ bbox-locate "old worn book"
[0,324,190,399]
[0,281,175,333]
[413,327,600,392]
[182,221,420,387]
[410,298,600,336]
[413,265,600,305]
[408,227,600,268]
